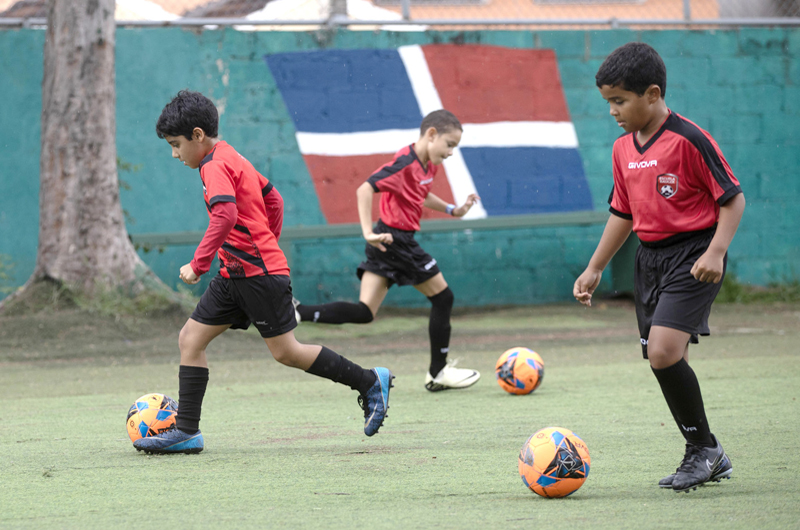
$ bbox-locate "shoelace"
[357,395,368,419]
[676,444,704,473]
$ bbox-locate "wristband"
[445,204,456,216]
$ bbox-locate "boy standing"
[295,110,481,392]
[135,91,393,454]
[573,43,745,492]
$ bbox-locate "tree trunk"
[1,0,181,313]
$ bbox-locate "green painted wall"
[1,28,798,306]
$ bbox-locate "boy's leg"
[175,319,229,433]
[296,271,389,324]
[134,319,228,454]
[648,326,712,444]
[649,326,730,491]
[264,329,393,436]
[415,273,480,391]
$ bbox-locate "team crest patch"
[657,173,678,199]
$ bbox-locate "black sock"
[427,288,454,377]
[176,365,209,435]
[298,301,374,324]
[651,358,713,446]
[306,346,376,395]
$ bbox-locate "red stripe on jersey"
[609,112,741,242]
[367,145,454,232]
[421,44,570,123]
[199,141,289,278]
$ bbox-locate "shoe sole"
[424,372,480,392]
[671,464,733,492]
[134,434,205,455]
[136,446,204,455]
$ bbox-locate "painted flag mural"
[265,44,592,224]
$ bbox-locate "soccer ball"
[495,347,544,395]
[518,426,591,498]
[126,393,178,442]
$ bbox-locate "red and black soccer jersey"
[609,111,742,243]
[193,141,289,279]
[367,145,437,232]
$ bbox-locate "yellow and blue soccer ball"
[495,347,544,395]
[518,426,591,498]
[126,393,178,443]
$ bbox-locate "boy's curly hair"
[156,90,219,140]
[595,42,667,97]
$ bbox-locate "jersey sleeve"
[688,137,742,206]
[190,201,237,276]
[367,155,409,195]
[608,146,632,219]
[262,181,284,241]
[201,159,237,206]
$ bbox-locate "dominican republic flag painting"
[265,44,592,224]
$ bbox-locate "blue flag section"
[266,44,594,224]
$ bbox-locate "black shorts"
[191,274,298,338]
[634,228,725,359]
[357,219,441,287]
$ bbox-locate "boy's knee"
[429,287,454,309]
[355,301,374,323]
[268,342,305,368]
[647,345,684,370]
[178,323,195,352]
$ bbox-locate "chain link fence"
[1,0,799,28]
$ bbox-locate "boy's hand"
[690,250,725,283]
[573,268,603,307]
[179,263,200,285]
[364,232,393,252]
[453,194,480,217]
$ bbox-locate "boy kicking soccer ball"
[295,110,481,393]
[573,43,744,492]
[135,90,393,454]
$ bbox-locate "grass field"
[1,301,799,529]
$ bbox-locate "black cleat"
[668,434,732,492]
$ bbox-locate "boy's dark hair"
[420,109,462,136]
[595,42,667,98]
[156,90,219,140]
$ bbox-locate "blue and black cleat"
[134,426,204,454]
[359,367,394,437]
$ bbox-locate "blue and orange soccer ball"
[126,393,178,443]
[518,426,591,498]
[495,347,544,395]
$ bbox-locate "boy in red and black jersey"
[573,43,745,492]
[135,91,393,455]
[296,110,482,392]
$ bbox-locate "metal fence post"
[401,0,411,21]
[330,0,347,26]
[683,0,692,20]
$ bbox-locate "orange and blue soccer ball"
[495,347,544,395]
[126,393,178,443]
[518,426,591,498]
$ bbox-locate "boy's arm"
[262,185,284,241]
[424,192,480,218]
[573,214,633,306]
[690,193,745,283]
[180,201,237,284]
[356,181,393,252]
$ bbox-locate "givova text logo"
[629,160,658,169]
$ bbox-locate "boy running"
[295,110,481,392]
[135,91,393,454]
[573,43,745,492]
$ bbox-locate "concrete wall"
[1,28,798,306]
